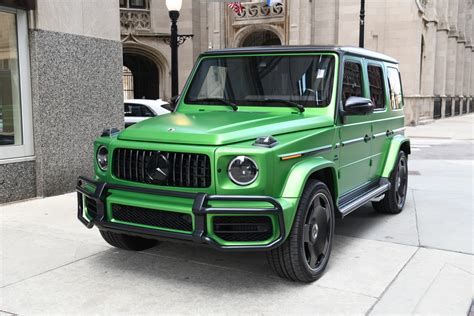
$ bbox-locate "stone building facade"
[123,0,473,124]
[0,0,472,203]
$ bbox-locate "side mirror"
[344,96,374,115]
[162,95,180,112]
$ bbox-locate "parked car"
[124,99,170,128]
[78,46,410,282]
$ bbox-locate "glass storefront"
[0,11,22,146]
[0,7,33,160]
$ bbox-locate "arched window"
[123,66,134,100]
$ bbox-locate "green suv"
[77,46,410,282]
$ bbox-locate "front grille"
[112,204,193,232]
[112,148,211,188]
[213,216,273,242]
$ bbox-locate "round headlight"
[96,146,108,171]
[228,156,259,186]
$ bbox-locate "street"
[1,115,473,315]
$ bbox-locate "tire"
[372,151,408,214]
[100,230,158,251]
[267,180,335,282]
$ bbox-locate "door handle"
[364,134,371,143]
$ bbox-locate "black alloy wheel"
[373,151,408,214]
[267,180,335,282]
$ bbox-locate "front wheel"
[267,180,335,282]
[373,151,408,214]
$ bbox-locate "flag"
[227,2,244,14]
[267,0,281,6]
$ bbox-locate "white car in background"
[124,99,171,128]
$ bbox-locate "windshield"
[184,54,335,108]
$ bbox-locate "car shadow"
[86,199,413,288]
[88,241,308,292]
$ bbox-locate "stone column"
[421,21,438,96]
[455,41,465,96]
[464,47,471,97]
[434,0,449,97]
[434,30,449,96]
[445,33,458,96]
[472,49,474,97]
[445,0,459,97]
[455,0,466,97]
[463,0,473,96]
[288,0,300,45]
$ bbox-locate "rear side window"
[124,103,154,117]
[387,67,403,110]
[368,65,385,109]
[342,61,363,105]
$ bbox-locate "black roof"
[201,45,399,64]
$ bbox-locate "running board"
[338,182,390,218]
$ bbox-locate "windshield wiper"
[247,98,305,113]
[190,98,238,111]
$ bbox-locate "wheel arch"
[381,135,411,178]
[281,157,338,201]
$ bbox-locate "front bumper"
[76,176,286,251]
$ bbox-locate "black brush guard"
[76,176,285,251]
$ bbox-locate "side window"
[124,104,154,117]
[387,67,403,110]
[342,61,363,105]
[368,65,385,109]
[141,105,154,117]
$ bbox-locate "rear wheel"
[267,180,335,282]
[373,151,408,214]
[100,230,158,251]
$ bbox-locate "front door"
[338,59,372,195]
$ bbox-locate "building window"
[123,66,134,100]
[368,65,385,109]
[120,0,149,9]
[0,8,33,160]
[342,61,363,105]
[387,67,404,110]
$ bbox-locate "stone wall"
[0,160,36,203]
[29,30,123,197]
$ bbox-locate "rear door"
[367,64,406,179]
[365,61,390,180]
[338,57,372,194]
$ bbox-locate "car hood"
[118,111,333,146]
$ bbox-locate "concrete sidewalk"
[1,115,473,315]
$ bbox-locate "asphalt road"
[1,115,473,315]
